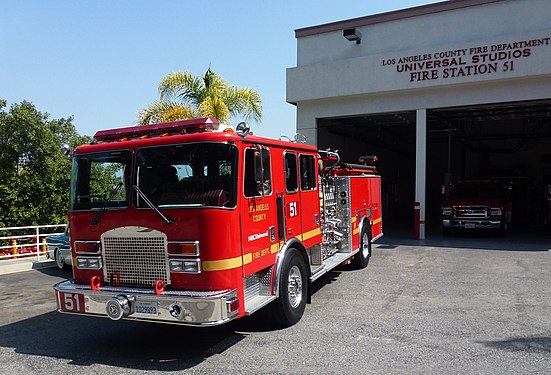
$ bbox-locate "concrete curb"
[0,258,56,276]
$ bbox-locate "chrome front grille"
[101,227,170,287]
[454,206,489,219]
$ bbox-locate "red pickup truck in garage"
[441,180,512,236]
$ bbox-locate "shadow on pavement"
[0,268,345,371]
[480,336,551,353]
[0,311,248,371]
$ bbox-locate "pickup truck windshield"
[70,150,132,211]
[452,184,503,200]
[135,143,237,208]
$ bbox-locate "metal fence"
[0,224,67,261]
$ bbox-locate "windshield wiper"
[133,184,173,224]
[91,182,123,225]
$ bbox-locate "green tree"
[0,100,89,227]
[139,68,262,125]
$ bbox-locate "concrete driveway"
[0,235,549,374]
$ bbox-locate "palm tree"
[139,68,262,125]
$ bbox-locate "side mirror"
[257,181,271,196]
[61,143,72,158]
[236,122,250,137]
[294,134,307,144]
[253,149,263,184]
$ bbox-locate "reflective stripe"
[202,253,252,272]
[373,218,382,225]
[300,227,321,241]
[270,243,282,254]
[202,228,322,272]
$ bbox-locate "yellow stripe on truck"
[202,253,252,272]
[202,228,322,271]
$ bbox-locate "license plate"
[465,223,476,229]
[59,292,86,313]
[134,301,158,316]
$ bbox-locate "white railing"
[0,224,67,262]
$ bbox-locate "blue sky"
[1,0,440,140]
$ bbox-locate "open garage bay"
[318,99,551,240]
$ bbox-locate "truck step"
[310,252,353,282]
[245,295,276,315]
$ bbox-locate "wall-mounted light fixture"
[343,28,361,44]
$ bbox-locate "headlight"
[442,207,452,216]
[169,259,201,273]
[76,256,102,269]
[490,207,503,216]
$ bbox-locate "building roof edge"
[295,0,505,38]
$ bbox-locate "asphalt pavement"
[0,236,549,374]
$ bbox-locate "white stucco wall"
[287,0,551,144]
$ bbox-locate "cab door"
[240,145,278,276]
[283,151,301,240]
[298,153,321,248]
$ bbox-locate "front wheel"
[269,249,308,327]
[54,249,65,270]
[352,224,372,269]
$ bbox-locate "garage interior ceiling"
[321,99,551,151]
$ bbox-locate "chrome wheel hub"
[55,250,64,268]
[361,233,370,258]
[287,265,303,308]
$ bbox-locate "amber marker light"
[74,241,101,254]
[167,241,199,256]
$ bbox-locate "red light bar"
[94,117,220,143]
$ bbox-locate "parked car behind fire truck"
[54,118,382,326]
[46,225,71,270]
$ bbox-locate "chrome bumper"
[53,280,239,326]
[442,219,503,229]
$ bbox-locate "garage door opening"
[318,112,417,237]
[428,99,551,237]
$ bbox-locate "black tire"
[269,248,308,327]
[352,224,371,269]
[54,249,65,270]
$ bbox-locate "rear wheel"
[270,249,308,327]
[352,224,372,269]
[54,249,65,270]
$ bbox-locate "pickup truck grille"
[453,205,489,219]
[101,227,170,287]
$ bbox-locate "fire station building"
[287,0,551,239]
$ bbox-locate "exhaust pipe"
[106,295,133,320]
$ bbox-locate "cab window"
[284,152,298,193]
[244,147,271,197]
[300,154,316,191]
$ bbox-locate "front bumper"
[442,218,503,230]
[53,280,239,326]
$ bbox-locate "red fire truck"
[54,118,382,326]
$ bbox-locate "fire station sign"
[381,37,550,83]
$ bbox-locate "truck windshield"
[70,150,132,211]
[452,184,503,200]
[135,143,237,208]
